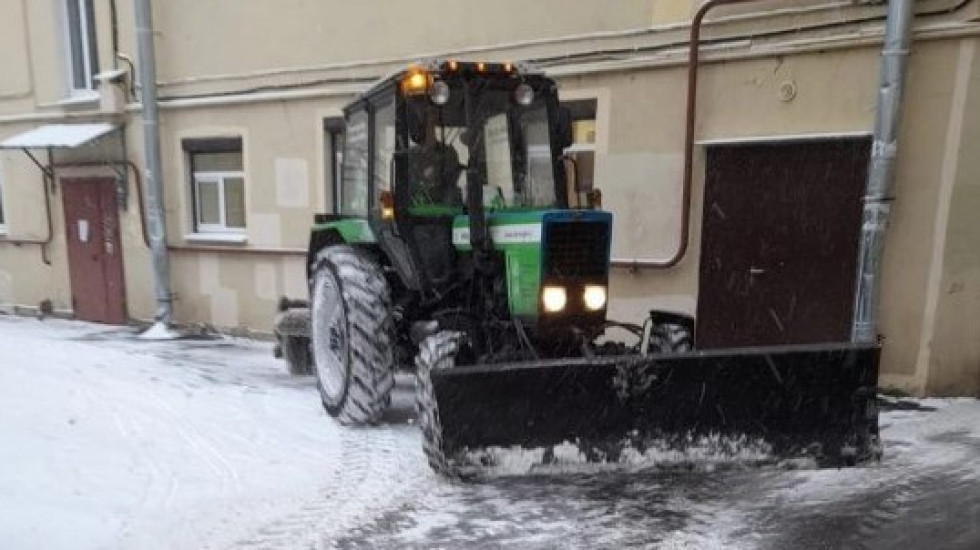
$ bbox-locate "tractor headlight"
[542,286,567,313]
[583,285,607,311]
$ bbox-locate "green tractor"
[274,60,881,477]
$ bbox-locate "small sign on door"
[77,219,90,243]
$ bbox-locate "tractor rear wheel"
[310,245,394,425]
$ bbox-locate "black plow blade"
[416,335,880,478]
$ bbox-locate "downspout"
[611,0,758,269]
[134,0,174,325]
[852,0,915,343]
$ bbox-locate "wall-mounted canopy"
[0,123,117,149]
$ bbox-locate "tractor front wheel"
[415,331,472,478]
[310,245,394,425]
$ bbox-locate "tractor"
[274,60,881,477]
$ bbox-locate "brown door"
[62,177,127,324]
[696,138,869,349]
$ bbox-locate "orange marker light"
[380,190,395,220]
[400,70,430,95]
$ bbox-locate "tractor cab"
[337,60,575,295]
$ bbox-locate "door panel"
[696,139,869,349]
[62,178,127,324]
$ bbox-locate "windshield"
[403,85,557,211]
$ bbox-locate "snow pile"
[137,321,180,340]
[461,433,779,477]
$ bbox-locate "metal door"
[696,138,869,348]
[62,177,127,324]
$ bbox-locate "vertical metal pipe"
[852,0,915,343]
[135,0,173,324]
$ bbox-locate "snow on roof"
[0,123,117,149]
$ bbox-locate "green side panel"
[312,218,377,244]
[451,210,548,233]
[504,243,543,317]
[452,210,547,318]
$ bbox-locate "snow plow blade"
[424,343,880,475]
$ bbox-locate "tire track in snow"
[744,401,980,549]
[227,423,431,549]
[73,364,190,548]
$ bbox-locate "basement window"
[64,0,99,95]
[184,138,246,237]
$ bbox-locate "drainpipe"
[852,0,915,343]
[135,0,174,325]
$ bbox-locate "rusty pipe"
[0,155,54,265]
[611,0,763,270]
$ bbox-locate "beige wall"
[1,0,978,394]
[158,98,338,331]
[922,40,980,396]
[149,0,655,84]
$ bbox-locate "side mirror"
[587,188,602,210]
[561,156,580,208]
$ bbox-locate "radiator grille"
[543,221,609,281]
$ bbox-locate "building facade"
[0,0,977,396]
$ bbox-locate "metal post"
[135,0,173,325]
[852,0,915,343]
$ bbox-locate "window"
[402,85,559,210]
[373,100,396,195]
[340,111,368,215]
[184,138,245,234]
[323,118,345,213]
[562,99,598,207]
[65,0,99,94]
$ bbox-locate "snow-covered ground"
[1,314,978,549]
[0,315,430,550]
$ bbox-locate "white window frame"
[193,170,246,234]
[64,0,99,96]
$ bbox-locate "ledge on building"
[49,92,101,108]
[182,233,248,245]
[0,303,75,321]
